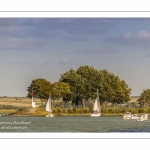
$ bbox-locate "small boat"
[137,113,148,122]
[123,112,139,120]
[131,114,139,119]
[90,89,101,117]
[45,96,54,117]
[137,97,148,121]
[0,114,4,117]
[123,112,132,120]
[142,113,148,120]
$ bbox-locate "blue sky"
[0,18,150,97]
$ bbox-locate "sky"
[0,18,150,97]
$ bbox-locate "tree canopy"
[60,65,132,106]
[137,88,150,107]
[27,78,51,100]
[51,81,71,100]
[27,65,132,107]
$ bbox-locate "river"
[0,116,150,132]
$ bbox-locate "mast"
[97,89,101,113]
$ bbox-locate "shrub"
[67,108,73,114]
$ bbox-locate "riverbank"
[4,107,150,117]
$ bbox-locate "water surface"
[0,116,150,132]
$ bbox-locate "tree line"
[27,65,135,107]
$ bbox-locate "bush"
[35,108,46,116]
[67,108,74,114]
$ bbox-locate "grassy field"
[0,97,140,116]
[0,97,42,107]
[0,109,18,114]
[0,97,43,115]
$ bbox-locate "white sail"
[46,97,51,113]
[90,89,101,117]
[93,90,101,112]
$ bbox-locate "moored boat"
[123,112,139,120]
[90,89,101,117]
[45,95,54,117]
[137,113,148,121]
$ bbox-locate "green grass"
[1,98,150,116]
[0,109,18,114]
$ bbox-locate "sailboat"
[137,96,148,121]
[31,90,36,108]
[45,96,54,117]
[90,89,101,117]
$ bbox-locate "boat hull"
[123,113,148,121]
[124,116,139,120]
[131,116,139,119]
[137,114,148,121]
[90,113,101,117]
[46,114,54,117]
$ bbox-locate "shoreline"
[8,113,124,117]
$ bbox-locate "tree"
[60,69,87,107]
[137,88,150,108]
[76,65,103,100]
[27,78,52,107]
[100,70,131,105]
[51,81,71,105]
[60,65,132,106]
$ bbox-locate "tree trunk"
[41,99,43,108]
[81,98,85,108]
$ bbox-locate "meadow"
[0,97,41,115]
[0,97,146,116]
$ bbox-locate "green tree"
[60,69,86,107]
[76,65,103,100]
[137,88,150,108]
[51,81,71,105]
[60,65,131,106]
[101,69,131,105]
[27,78,52,107]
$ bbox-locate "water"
[0,116,150,132]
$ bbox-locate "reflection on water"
[0,116,150,132]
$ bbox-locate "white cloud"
[104,30,150,49]
[122,30,150,40]
[59,58,71,64]
[76,48,118,54]
[122,32,132,39]
[135,30,150,40]
[0,37,48,51]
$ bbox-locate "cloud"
[0,18,119,51]
[103,30,150,48]
[0,18,17,26]
[62,35,87,41]
[76,48,118,54]
[30,28,61,37]
[1,61,35,65]
[41,61,53,66]
[135,30,150,40]
[17,18,117,35]
[0,37,48,51]
[59,58,71,64]
[0,26,27,38]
